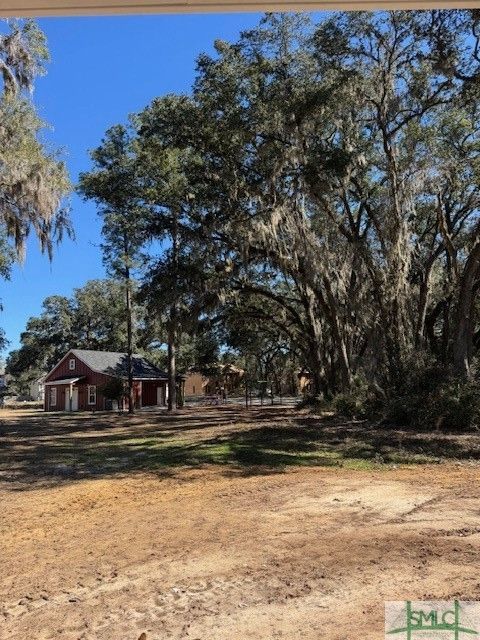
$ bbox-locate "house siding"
[44,351,167,412]
[45,375,113,411]
[142,380,166,406]
[44,354,110,411]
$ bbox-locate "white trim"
[44,349,76,381]
[128,377,168,381]
[45,377,82,386]
[88,385,97,405]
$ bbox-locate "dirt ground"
[2,406,480,639]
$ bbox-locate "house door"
[65,387,79,411]
[156,386,162,406]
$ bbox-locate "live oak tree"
[310,10,480,383]
[0,19,71,349]
[182,11,480,392]
[79,10,480,424]
[0,19,71,263]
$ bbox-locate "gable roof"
[70,349,168,380]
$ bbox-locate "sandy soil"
[1,408,480,639]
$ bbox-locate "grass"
[0,405,473,487]
[42,424,441,474]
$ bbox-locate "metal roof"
[45,376,84,386]
[71,350,168,380]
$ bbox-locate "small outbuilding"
[183,363,244,398]
[44,349,168,412]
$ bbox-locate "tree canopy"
[0,19,71,263]
[0,19,72,352]
[14,11,480,425]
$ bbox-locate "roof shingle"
[71,349,167,380]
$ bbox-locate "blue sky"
[1,12,267,356]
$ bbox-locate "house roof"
[45,376,84,386]
[70,349,168,380]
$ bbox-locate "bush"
[332,377,379,419]
[328,355,480,431]
[296,394,328,411]
[99,377,126,409]
[384,365,480,432]
[334,392,365,418]
[416,380,479,431]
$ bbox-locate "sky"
[1,11,269,356]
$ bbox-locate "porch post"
[69,383,73,412]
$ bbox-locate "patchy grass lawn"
[1,405,479,487]
[2,406,480,640]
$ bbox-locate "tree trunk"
[167,321,176,411]
[125,256,135,414]
[452,240,480,378]
[384,305,406,388]
[317,278,351,392]
[167,209,179,412]
[415,260,434,347]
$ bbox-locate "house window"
[69,358,76,370]
[88,385,96,405]
[50,387,57,406]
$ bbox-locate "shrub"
[99,377,126,408]
[334,392,365,418]
[420,380,480,431]
[296,394,328,412]
[384,368,480,432]
[332,377,378,419]
[328,355,480,432]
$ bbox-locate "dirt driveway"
[1,407,480,639]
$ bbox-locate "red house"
[44,349,168,412]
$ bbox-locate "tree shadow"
[1,407,479,490]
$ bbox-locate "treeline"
[6,277,303,399]
[7,280,132,388]
[8,11,480,424]
[6,279,218,395]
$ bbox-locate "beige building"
[183,372,206,397]
[297,369,313,395]
[184,364,244,397]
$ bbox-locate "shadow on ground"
[1,405,479,488]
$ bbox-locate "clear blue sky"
[1,12,267,356]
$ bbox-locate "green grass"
[0,409,465,485]
[66,431,442,474]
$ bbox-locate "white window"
[69,358,76,370]
[50,387,57,406]
[88,385,96,405]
